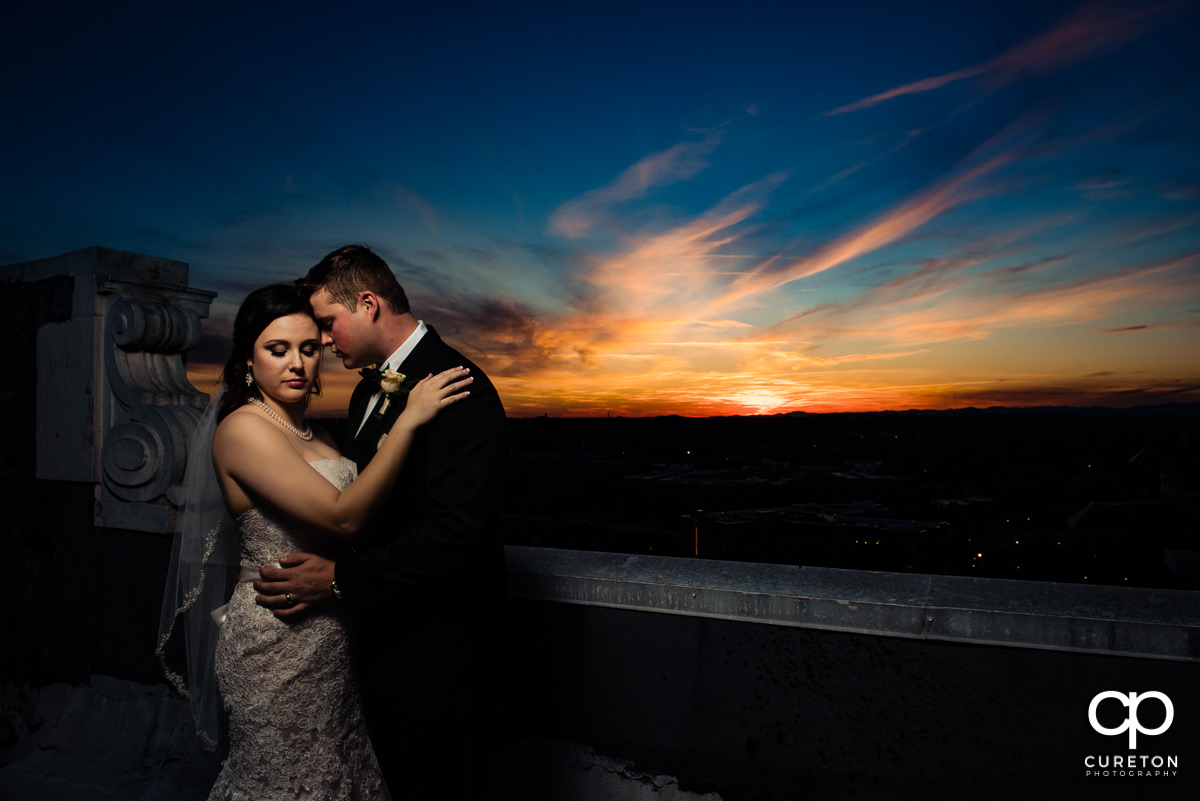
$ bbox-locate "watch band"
[330,579,344,600]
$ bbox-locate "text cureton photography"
[1085,691,1180,780]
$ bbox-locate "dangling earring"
[245,371,255,387]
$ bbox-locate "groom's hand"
[255,552,336,618]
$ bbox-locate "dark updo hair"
[217,284,322,421]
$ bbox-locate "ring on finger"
[285,593,293,606]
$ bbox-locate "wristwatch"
[330,579,344,600]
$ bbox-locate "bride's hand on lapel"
[396,366,472,429]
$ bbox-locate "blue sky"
[4,0,1198,415]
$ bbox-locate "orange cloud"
[713,147,1025,314]
[449,113,1089,415]
[776,250,1200,350]
[586,173,786,316]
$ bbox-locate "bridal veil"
[156,387,239,751]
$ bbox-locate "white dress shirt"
[355,321,428,435]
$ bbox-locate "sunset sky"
[4,1,1199,416]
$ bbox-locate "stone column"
[1,246,216,683]
[5,246,216,533]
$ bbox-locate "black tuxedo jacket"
[336,327,509,694]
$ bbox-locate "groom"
[255,244,510,800]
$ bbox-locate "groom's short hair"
[299,244,411,315]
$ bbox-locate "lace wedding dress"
[210,457,389,801]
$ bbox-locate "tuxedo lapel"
[345,378,375,455]
[350,327,443,466]
[354,393,405,465]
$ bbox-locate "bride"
[158,284,470,800]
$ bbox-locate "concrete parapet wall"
[506,546,1200,661]
[502,547,1199,800]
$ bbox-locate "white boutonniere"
[360,366,414,419]
[378,368,405,395]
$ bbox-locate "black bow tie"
[359,365,387,384]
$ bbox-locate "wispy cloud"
[549,131,722,237]
[910,379,1200,409]
[1071,169,1135,199]
[1099,317,1200,333]
[585,172,787,316]
[1159,181,1200,201]
[716,152,1016,311]
[824,2,1179,117]
[778,249,1200,349]
[388,185,440,233]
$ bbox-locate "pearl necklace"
[248,398,313,441]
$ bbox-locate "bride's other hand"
[398,367,472,428]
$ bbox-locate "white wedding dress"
[210,457,389,801]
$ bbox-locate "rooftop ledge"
[504,545,1200,663]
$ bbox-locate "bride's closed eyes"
[266,345,321,358]
[262,339,322,359]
